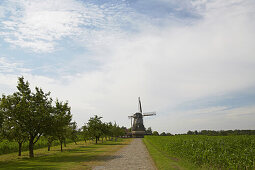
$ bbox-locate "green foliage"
[152,131,159,136]
[52,100,72,151]
[187,129,255,136]
[68,121,79,144]
[0,77,73,157]
[84,116,125,143]
[145,135,255,169]
[87,115,103,143]
[110,122,125,138]
[146,127,152,134]
[80,124,90,142]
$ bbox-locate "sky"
[0,0,255,134]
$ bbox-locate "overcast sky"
[1,0,255,134]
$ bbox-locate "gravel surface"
[93,138,157,170]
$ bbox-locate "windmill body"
[128,97,156,138]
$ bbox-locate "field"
[0,138,131,169]
[144,135,255,169]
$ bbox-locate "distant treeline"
[186,129,255,136]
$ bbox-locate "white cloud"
[0,57,31,73]
[0,0,132,52]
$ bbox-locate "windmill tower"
[128,97,156,138]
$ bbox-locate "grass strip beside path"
[0,139,132,170]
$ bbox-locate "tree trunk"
[47,137,53,151]
[96,137,98,144]
[48,144,51,151]
[102,137,103,143]
[29,138,34,158]
[60,141,63,152]
[18,142,22,156]
[64,139,66,147]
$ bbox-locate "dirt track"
[93,138,157,170]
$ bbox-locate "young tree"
[68,121,78,144]
[43,118,57,151]
[87,115,103,144]
[160,132,167,136]
[53,100,72,152]
[166,132,173,136]
[152,131,159,136]
[146,127,152,135]
[81,125,90,143]
[110,122,125,141]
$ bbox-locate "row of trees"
[151,131,173,136]
[186,129,255,136]
[0,77,125,158]
[145,127,173,136]
[81,115,125,144]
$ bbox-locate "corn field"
[145,135,255,169]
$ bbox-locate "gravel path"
[93,138,157,170]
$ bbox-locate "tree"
[146,127,152,135]
[28,86,53,157]
[68,121,78,144]
[160,132,167,136]
[87,115,103,144]
[100,122,110,143]
[81,124,90,143]
[166,132,173,136]
[152,131,159,136]
[0,77,54,157]
[111,122,122,141]
[53,100,72,152]
[187,130,194,135]
[44,117,57,151]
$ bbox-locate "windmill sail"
[138,97,142,113]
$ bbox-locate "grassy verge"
[143,137,201,170]
[0,138,132,170]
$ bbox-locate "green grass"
[0,138,132,170]
[144,135,255,169]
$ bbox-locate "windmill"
[128,97,156,138]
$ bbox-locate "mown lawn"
[0,139,132,170]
